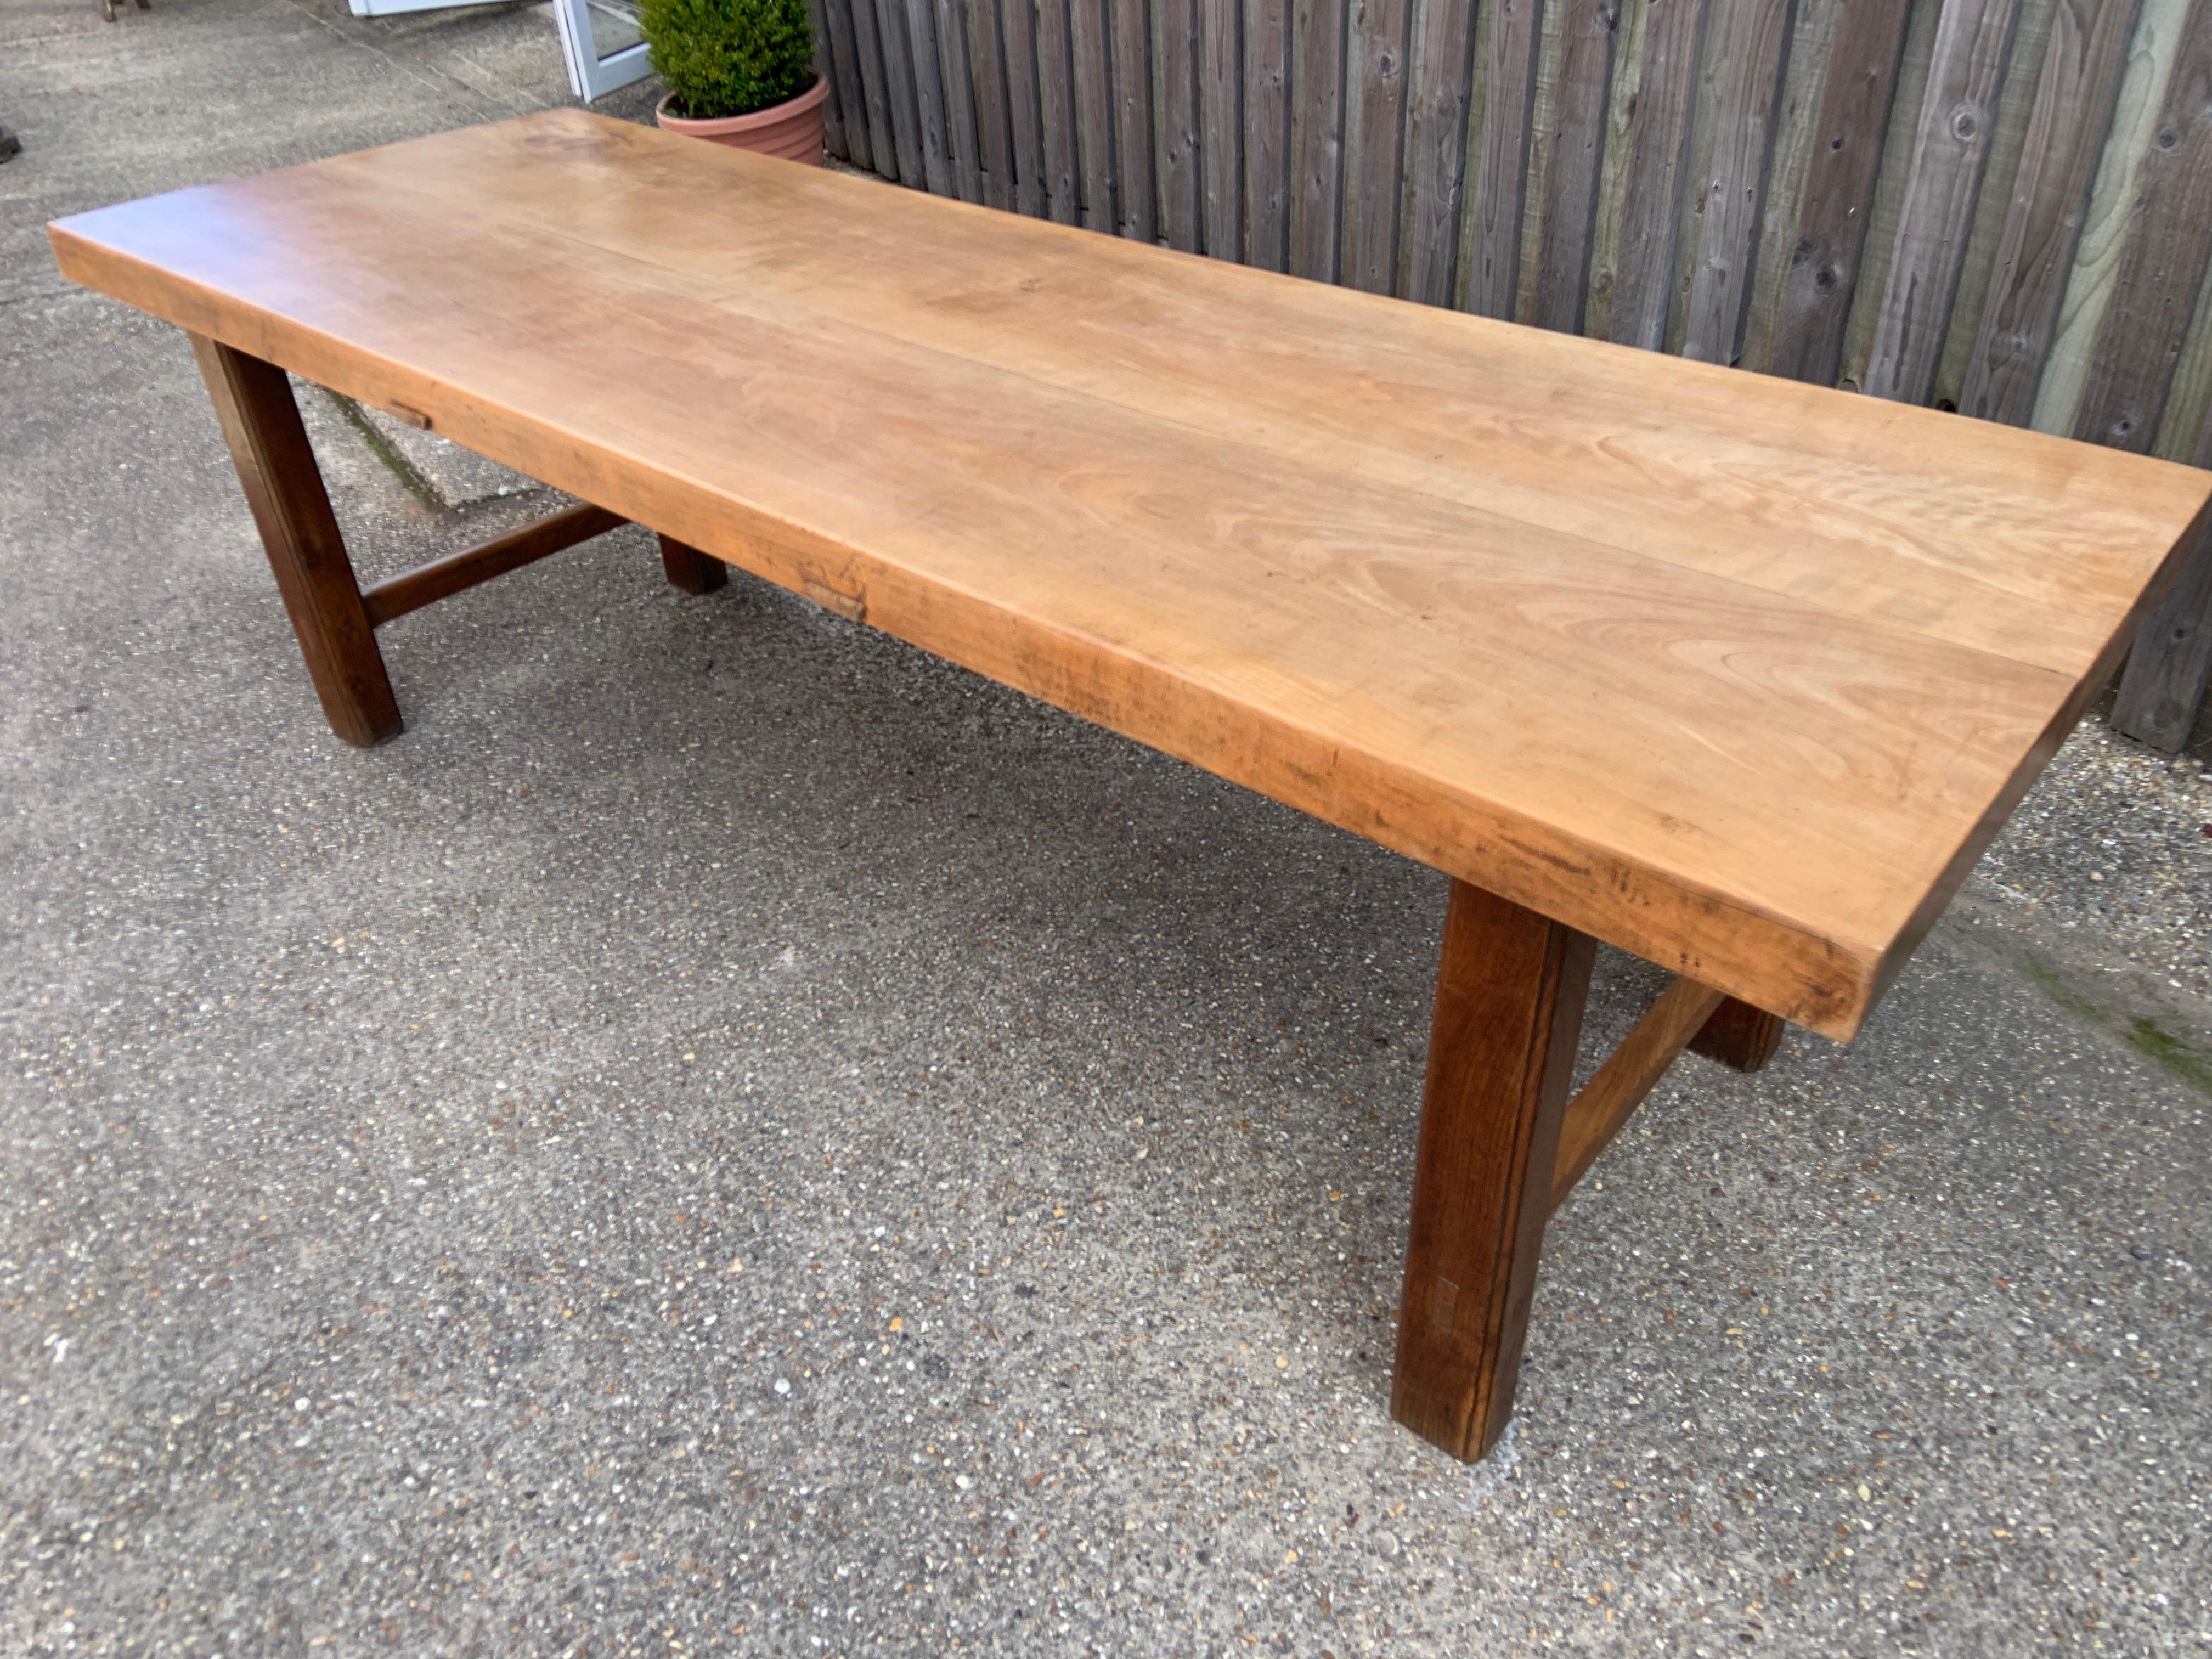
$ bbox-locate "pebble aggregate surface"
[3,3,2209,1655]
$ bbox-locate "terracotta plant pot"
[654,74,828,166]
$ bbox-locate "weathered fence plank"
[2072,0,2212,450]
[1680,0,1795,363]
[1034,0,1084,221]
[1606,0,1705,347]
[1579,0,1649,338]
[1471,0,1546,315]
[1533,0,1621,331]
[1071,0,1118,226]
[1247,0,1294,268]
[1862,0,2023,402]
[968,0,1015,207]
[1201,0,1244,257]
[1162,0,1204,248]
[934,0,986,201]
[1403,0,1480,304]
[876,0,932,185]
[904,0,957,195]
[1001,0,1051,215]
[1114,0,1159,238]
[1958,0,2137,424]
[1291,0,1350,279]
[848,0,904,180]
[1344,0,1413,292]
[822,0,873,170]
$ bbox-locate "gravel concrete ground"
[3,3,2209,1655]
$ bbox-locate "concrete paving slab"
[3,5,2209,1657]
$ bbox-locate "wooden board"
[1861,0,2023,403]
[1762,0,1909,382]
[1245,0,1293,270]
[1532,0,1620,332]
[1200,0,1244,259]
[1606,0,1705,348]
[2071,0,2212,451]
[1401,0,1481,306]
[1343,0,1412,294]
[50,110,2212,1039]
[1034,0,1084,223]
[1291,0,1348,280]
[1678,0,1794,364]
[1956,0,2135,424]
[1113,0,1158,240]
[1472,0,1545,317]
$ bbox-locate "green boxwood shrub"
[640,0,815,121]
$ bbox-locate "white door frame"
[551,0,654,100]
[344,0,654,103]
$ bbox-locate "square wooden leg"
[1689,996,1785,1072]
[1391,879,1594,1461]
[659,533,728,595]
[190,334,400,747]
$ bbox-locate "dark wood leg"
[1391,880,1593,1462]
[1689,996,1786,1072]
[659,533,728,595]
[189,334,400,748]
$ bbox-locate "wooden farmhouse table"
[50,110,2212,1463]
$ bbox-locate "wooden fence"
[804,0,2212,749]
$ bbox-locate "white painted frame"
[343,0,653,105]
[551,0,654,101]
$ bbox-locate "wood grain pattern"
[1162,0,1204,249]
[1533,0,1620,331]
[905,0,958,196]
[1393,881,1592,1460]
[1291,0,1349,279]
[1201,0,1245,258]
[1766,0,1910,382]
[1862,0,2023,402]
[1035,0,1084,221]
[1071,0,1118,227]
[58,112,2210,1037]
[190,335,399,748]
[1607,0,1705,347]
[929,0,983,202]
[967,0,1016,208]
[877,0,933,187]
[849,0,904,182]
[2072,0,2212,450]
[1472,0,1544,316]
[1001,0,1051,216]
[1344,0,1413,293]
[1402,0,1480,304]
[822,0,875,171]
[1549,974,1724,1208]
[1679,0,1795,364]
[1958,0,2136,425]
[1113,0,1158,239]
[1245,0,1294,269]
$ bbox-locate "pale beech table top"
[49,110,2212,1039]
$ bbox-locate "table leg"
[190,334,400,748]
[1689,996,1785,1072]
[1391,879,1593,1461]
[659,533,729,595]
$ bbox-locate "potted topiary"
[640,0,827,165]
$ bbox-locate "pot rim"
[654,72,828,134]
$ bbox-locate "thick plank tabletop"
[48,110,2211,1039]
